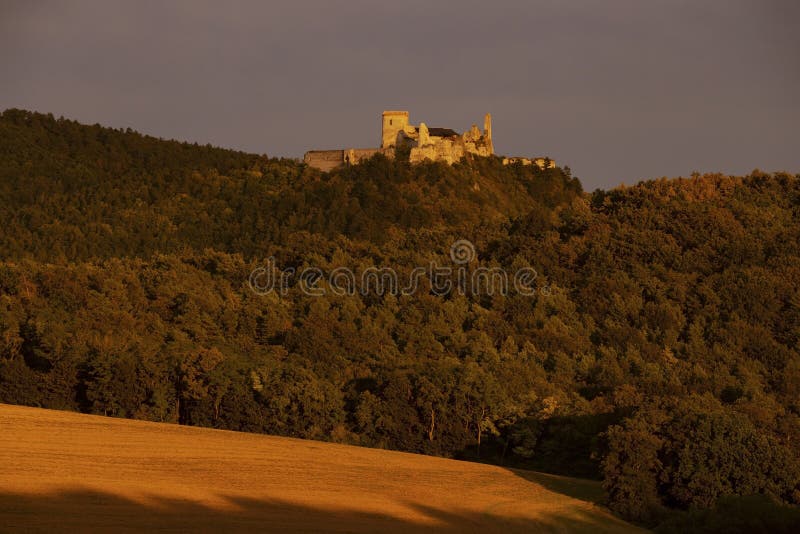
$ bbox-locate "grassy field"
[0,404,645,533]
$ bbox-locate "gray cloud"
[1,0,798,190]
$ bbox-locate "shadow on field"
[509,469,607,505]
[0,487,635,533]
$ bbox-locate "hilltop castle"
[303,111,554,171]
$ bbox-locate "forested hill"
[0,109,580,261]
[2,109,800,531]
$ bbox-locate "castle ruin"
[303,111,554,171]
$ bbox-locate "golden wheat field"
[0,404,644,533]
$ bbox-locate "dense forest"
[1,109,799,531]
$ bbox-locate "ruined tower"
[483,113,493,154]
[381,111,409,148]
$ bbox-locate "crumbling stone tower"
[381,111,410,148]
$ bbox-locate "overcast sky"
[1,1,798,190]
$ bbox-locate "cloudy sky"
[1,0,797,190]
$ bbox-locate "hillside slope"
[0,404,641,533]
[0,109,580,260]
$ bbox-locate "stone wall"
[303,150,344,172]
[348,148,383,162]
[409,138,466,165]
[501,156,556,169]
[304,148,393,172]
